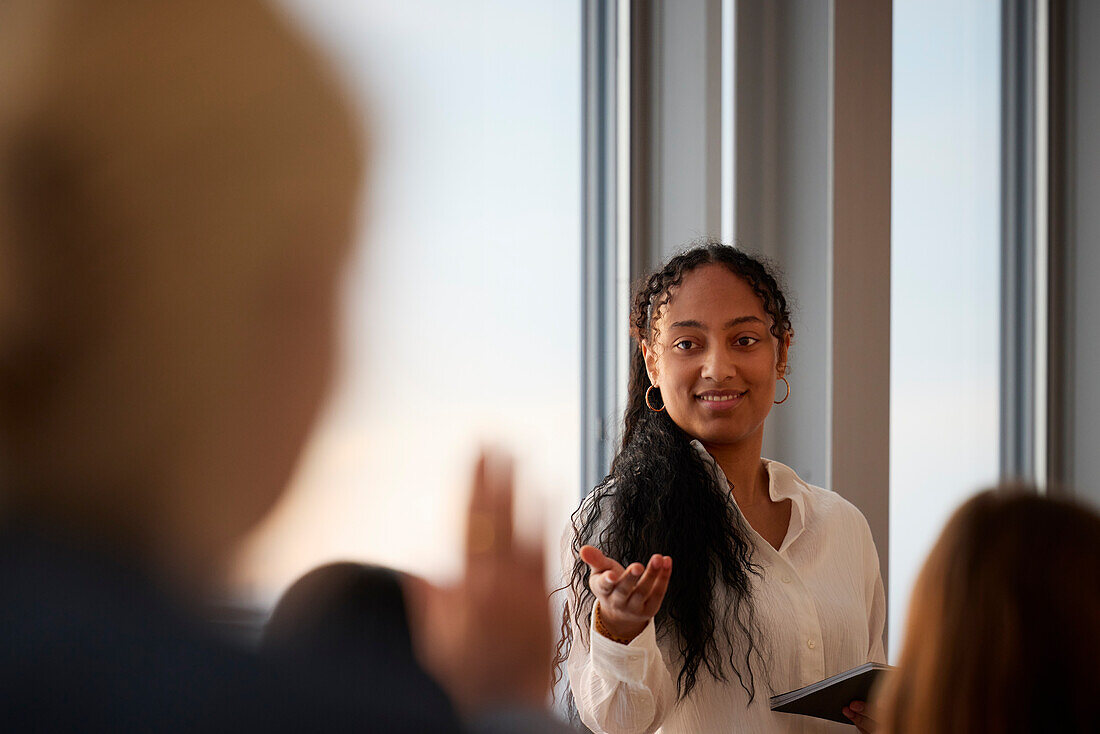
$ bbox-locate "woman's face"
[642,263,789,449]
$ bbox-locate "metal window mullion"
[615,0,632,443]
[1000,0,1039,484]
[582,0,631,496]
[720,0,736,244]
[1034,0,1050,487]
[581,0,610,496]
[1046,0,1070,492]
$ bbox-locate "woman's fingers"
[627,555,671,612]
[584,550,672,622]
[579,545,621,575]
[581,546,627,599]
[607,562,645,604]
[645,556,672,610]
[588,567,624,598]
[614,557,657,606]
[842,701,877,733]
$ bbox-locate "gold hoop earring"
[645,385,665,412]
[774,376,791,405]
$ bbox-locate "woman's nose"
[700,346,737,382]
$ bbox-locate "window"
[890,0,1001,656]
[234,0,583,601]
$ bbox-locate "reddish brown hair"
[879,487,1100,733]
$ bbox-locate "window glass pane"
[234,0,582,602]
[890,0,1000,657]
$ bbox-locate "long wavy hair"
[554,241,794,704]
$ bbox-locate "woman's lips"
[695,390,746,410]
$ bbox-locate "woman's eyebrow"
[724,316,765,328]
[668,316,764,330]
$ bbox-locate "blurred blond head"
[0,0,363,578]
[878,487,1100,733]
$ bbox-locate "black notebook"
[769,662,894,725]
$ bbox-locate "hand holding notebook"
[769,662,894,726]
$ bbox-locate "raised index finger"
[466,450,515,562]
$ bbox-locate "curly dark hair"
[555,240,794,707]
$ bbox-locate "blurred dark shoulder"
[0,525,461,733]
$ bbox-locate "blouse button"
[782,575,792,583]
[807,639,816,650]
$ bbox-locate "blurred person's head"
[879,487,1100,733]
[0,0,363,581]
[263,562,419,667]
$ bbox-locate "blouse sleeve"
[861,516,887,664]
[560,528,676,734]
[566,606,677,734]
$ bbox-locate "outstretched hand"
[579,545,671,643]
[414,451,551,716]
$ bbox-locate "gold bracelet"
[593,602,635,645]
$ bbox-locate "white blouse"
[565,442,886,734]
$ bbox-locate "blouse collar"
[689,440,809,555]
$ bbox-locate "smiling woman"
[641,266,790,451]
[557,241,886,734]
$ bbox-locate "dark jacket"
[0,525,461,733]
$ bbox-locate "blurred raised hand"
[414,450,551,715]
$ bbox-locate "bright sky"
[234,0,582,604]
